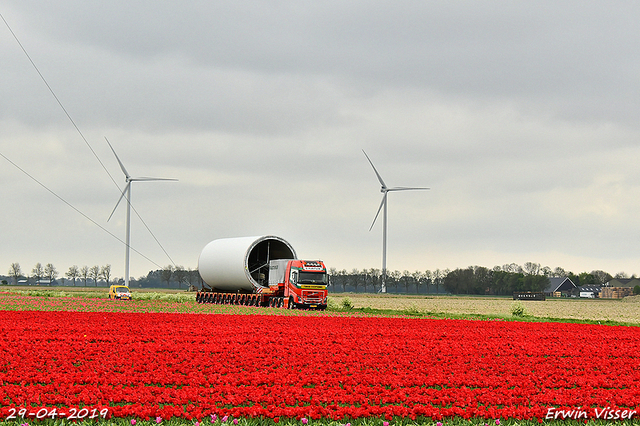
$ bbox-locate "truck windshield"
[298,272,328,285]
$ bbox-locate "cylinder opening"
[246,238,296,287]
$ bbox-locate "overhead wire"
[0,11,177,270]
[0,152,164,269]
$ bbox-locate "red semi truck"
[195,236,328,310]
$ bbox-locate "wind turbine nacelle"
[197,236,297,292]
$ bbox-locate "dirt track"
[331,293,640,324]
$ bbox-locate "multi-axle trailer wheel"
[196,292,325,310]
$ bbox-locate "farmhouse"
[543,277,577,297]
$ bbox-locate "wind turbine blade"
[387,186,430,191]
[362,150,387,189]
[108,182,130,222]
[369,193,387,231]
[130,177,178,182]
[105,137,131,179]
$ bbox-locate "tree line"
[5,260,629,294]
[327,262,622,295]
[4,262,200,289]
[328,268,449,294]
[6,262,113,286]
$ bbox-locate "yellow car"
[108,285,132,300]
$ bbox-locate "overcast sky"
[2,1,640,281]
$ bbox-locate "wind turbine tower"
[106,138,177,287]
[363,150,429,293]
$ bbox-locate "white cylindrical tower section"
[198,235,297,292]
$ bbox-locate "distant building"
[604,278,640,288]
[35,279,59,286]
[543,277,577,297]
[601,278,639,299]
[578,285,601,298]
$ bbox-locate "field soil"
[332,293,640,324]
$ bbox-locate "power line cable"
[0,151,164,269]
[1,11,119,191]
[1,11,177,269]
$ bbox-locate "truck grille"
[302,290,324,303]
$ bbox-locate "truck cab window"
[298,272,328,285]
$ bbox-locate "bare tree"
[523,262,541,276]
[424,270,433,293]
[369,268,380,293]
[412,270,423,294]
[100,265,112,286]
[174,266,186,289]
[591,270,613,284]
[350,268,360,293]
[552,266,567,277]
[161,265,174,287]
[32,263,44,285]
[389,270,401,293]
[185,268,199,290]
[361,270,369,293]
[433,269,442,294]
[9,263,22,285]
[339,269,347,292]
[503,263,523,274]
[44,263,58,285]
[66,265,79,286]
[89,265,101,286]
[80,266,89,287]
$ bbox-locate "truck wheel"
[288,297,296,310]
[277,298,284,308]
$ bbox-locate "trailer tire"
[288,297,296,310]
[277,298,284,308]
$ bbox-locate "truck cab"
[269,259,328,309]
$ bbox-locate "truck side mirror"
[290,270,298,284]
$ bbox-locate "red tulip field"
[1,292,639,425]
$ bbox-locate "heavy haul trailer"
[196,235,328,310]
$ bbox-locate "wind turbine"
[363,149,429,293]
[106,138,177,287]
